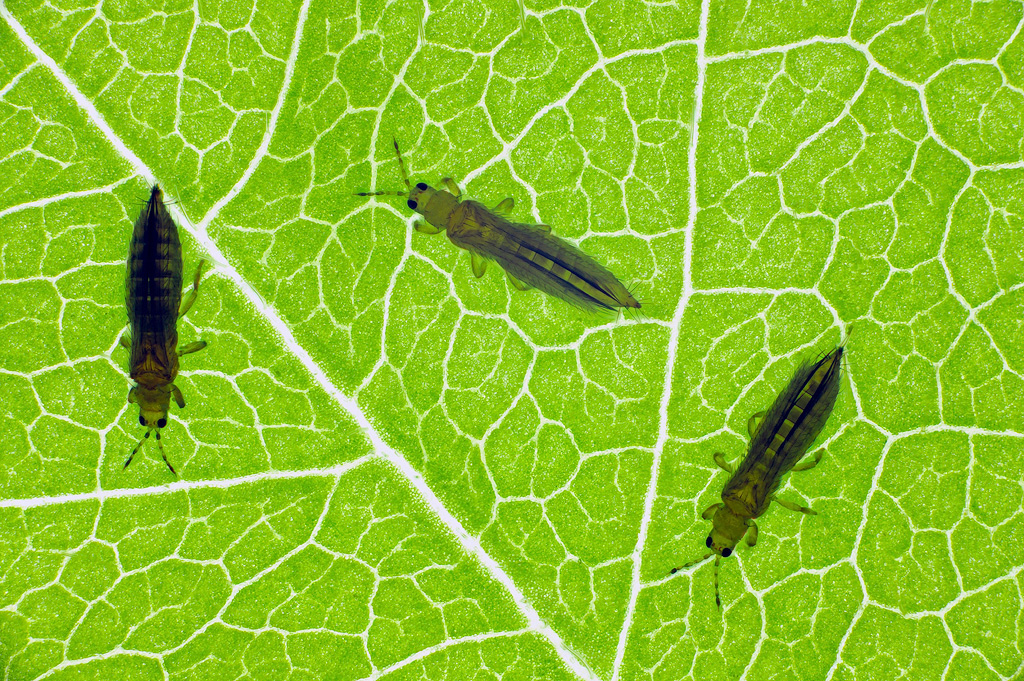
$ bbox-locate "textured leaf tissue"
[0,0,1021,679]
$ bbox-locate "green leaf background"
[1,0,1022,678]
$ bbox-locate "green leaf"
[1,0,1022,679]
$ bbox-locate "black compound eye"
[706,536,713,548]
[157,418,167,429]
[721,547,732,558]
[416,182,428,191]
[407,199,418,210]
[139,414,147,426]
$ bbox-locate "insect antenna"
[354,190,408,197]
[353,138,414,199]
[670,551,725,609]
[712,555,722,610]
[124,430,151,469]
[670,551,713,574]
[390,136,412,190]
[155,430,177,476]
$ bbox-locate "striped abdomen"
[126,185,183,384]
[448,201,639,311]
[724,346,844,517]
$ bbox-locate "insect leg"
[178,340,207,357]
[470,252,488,278]
[493,197,514,215]
[534,224,552,233]
[507,271,532,291]
[791,449,824,472]
[414,220,443,235]
[772,496,817,515]
[441,177,462,197]
[171,384,186,409]
[177,260,206,319]
[744,520,758,547]
[119,332,131,350]
[127,387,138,404]
[701,502,724,519]
[713,452,733,474]
[747,410,765,438]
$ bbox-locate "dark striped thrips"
[672,344,845,609]
[355,138,640,313]
[121,185,207,475]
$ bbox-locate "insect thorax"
[421,190,460,232]
[132,383,172,412]
[723,484,768,519]
[447,200,500,244]
[130,340,179,383]
[712,504,750,546]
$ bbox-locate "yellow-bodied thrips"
[672,343,846,609]
[356,139,641,313]
[120,185,207,475]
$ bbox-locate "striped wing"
[450,201,639,312]
[129,332,177,381]
[126,187,184,382]
[724,347,844,512]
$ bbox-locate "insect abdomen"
[725,346,844,514]
[765,347,843,470]
[450,202,639,311]
[511,239,624,308]
[764,354,837,461]
[126,186,184,381]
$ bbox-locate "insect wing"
[126,187,184,380]
[130,332,177,378]
[453,201,638,311]
[724,347,843,510]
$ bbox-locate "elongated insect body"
[122,185,207,475]
[356,139,640,313]
[672,344,845,609]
